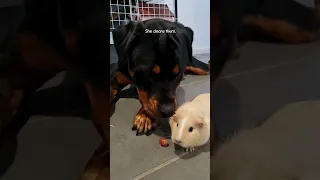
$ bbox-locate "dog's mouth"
[143,99,177,119]
[136,88,177,119]
[156,99,178,118]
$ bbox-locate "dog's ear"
[166,25,194,71]
[183,26,194,67]
[112,21,136,62]
[183,26,194,45]
[112,21,146,69]
[168,25,194,47]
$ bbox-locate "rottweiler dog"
[111,19,210,136]
[0,0,110,179]
[213,0,320,45]
[209,0,320,86]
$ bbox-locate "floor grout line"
[180,79,209,87]
[124,59,305,179]
[128,151,190,180]
[221,59,303,80]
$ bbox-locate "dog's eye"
[176,123,178,127]
[188,127,193,132]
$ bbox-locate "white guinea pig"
[169,93,211,152]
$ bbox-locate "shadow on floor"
[0,72,92,178]
[211,79,241,143]
[0,93,35,177]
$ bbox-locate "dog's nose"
[158,104,175,117]
[174,139,182,144]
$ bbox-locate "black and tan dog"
[210,0,320,85]
[110,19,210,136]
[213,0,320,45]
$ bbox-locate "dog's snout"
[158,103,175,117]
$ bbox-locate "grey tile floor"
[1,41,320,180]
[110,54,210,180]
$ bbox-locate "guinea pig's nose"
[174,139,182,144]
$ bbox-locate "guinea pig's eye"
[176,123,179,127]
[188,127,193,133]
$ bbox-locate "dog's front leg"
[81,81,110,180]
[0,78,24,137]
[131,89,158,136]
[80,137,109,180]
[81,71,132,180]
[110,71,132,103]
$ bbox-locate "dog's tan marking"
[129,71,135,77]
[153,65,161,74]
[115,72,132,85]
[185,66,209,75]
[243,14,318,44]
[110,72,132,102]
[109,85,118,102]
[16,33,66,73]
[173,64,179,74]
[137,89,159,118]
[149,96,159,114]
[137,89,150,109]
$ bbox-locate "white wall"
[177,0,210,55]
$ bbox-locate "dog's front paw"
[80,142,109,180]
[132,107,156,136]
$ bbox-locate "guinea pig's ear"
[196,114,206,128]
[197,121,204,128]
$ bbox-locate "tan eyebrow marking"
[173,64,179,73]
[153,65,161,74]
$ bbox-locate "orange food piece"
[159,137,169,147]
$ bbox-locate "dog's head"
[112,19,194,118]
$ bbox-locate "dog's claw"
[133,108,154,136]
[151,122,157,131]
[132,125,137,130]
[111,95,120,103]
[135,131,141,136]
[146,130,153,136]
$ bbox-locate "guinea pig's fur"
[169,93,210,150]
[211,101,320,180]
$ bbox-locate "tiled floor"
[1,41,320,180]
[110,53,210,180]
[110,76,210,180]
[213,41,320,141]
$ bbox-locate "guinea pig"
[169,93,210,152]
[211,100,320,180]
